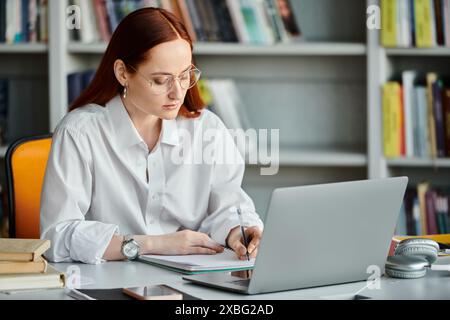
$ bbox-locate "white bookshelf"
[0,0,397,216]
[367,0,450,187]
[387,158,450,168]
[68,41,367,56]
[273,149,367,167]
[385,48,450,56]
[0,43,48,53]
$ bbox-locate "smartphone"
[122,285,183,300]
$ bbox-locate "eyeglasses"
[128,64,202,95]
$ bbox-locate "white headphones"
[385,238,449,279]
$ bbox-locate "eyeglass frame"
[126,64,202,95]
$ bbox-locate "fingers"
[189,247,218,255]
[230,238,248,258]
[191,232,224,253]
[246,227,262,254]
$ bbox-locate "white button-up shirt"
[40,95,263,264]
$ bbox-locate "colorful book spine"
[415,0,435,47]
[382,0,398,47]
[383,82,403,157]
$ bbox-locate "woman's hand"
[148,230,224,255]
[226,226,262,260]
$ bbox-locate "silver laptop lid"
[247,177,408,294]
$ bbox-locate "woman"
[40,8,263,264]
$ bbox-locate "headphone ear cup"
[385,267,427,279]
[394,244,438,264]
[385,255,428,279]
[398,238,440,250]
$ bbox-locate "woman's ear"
[113,59,128,87]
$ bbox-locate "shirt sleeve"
[40,125,119,264]
[198,117,264,246]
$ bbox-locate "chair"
[5,135,52,238]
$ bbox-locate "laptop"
[183,177,408,294]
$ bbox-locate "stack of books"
[382,72,450,159]
[381,0,450,48]
[396,185,450,235]
[0,239,66,291]
[0,0,49,44]
[69,0,302,45]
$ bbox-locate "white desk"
[1,256,450,300]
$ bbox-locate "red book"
[93,0,111,43]
[425,190,439,235]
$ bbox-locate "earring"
[123,85,127,99]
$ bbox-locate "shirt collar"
[106,95,180,150]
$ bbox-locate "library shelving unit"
[368,0,450,189]
[0,45,49,161]
[3,0,372,218]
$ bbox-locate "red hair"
[69,7,205,118]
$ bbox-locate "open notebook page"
[139,248,255,272]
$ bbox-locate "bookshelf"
[369,0,450,236]
[2,0,374,219]
[368,0,450,181]
[0,43,48,53]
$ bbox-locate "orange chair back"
[6,135,52,238]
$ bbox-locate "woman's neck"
[121,96,162,150]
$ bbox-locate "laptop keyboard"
[228,279,251,287]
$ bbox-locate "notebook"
[138,248,254,274]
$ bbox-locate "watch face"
[123,242,139,258]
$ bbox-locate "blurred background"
[0,0,449,238]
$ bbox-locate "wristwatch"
[121,235,140,260]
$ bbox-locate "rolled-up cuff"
[70,221,119,264]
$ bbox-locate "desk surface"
[1,257,450,300]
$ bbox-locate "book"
[383,81,403,157]
[415,0,436,47]
[0,259,48,274]
[415,85,430,157]
[417,182,430,235]
[431,77,446,157]
[402,71,417,157]
[0,264,65,291]
[381,0,398,47]
[139,248,254,274]
[425,189,439,234]
[225,0,249,43]
[240,0,266,44]
[426,73,438,158]
[185,0,208,42]
[176,0,197,41]
[0,239,50,262]
[93,0,112,43]
[0,0,6,42]
[273,0,301,40]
